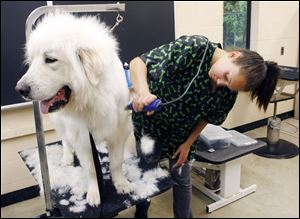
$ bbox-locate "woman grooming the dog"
[129,35,280,218]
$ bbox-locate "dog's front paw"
[86,185,101,207]
[61,153,74,166]
[114,179,134,194]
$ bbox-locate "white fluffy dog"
[15,12,134,206]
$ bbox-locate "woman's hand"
[172,142,191,168]
[171,119,207,168]
[132,91,157,116]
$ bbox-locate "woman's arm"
[172,119,208,167]
[185,119,208,146]
[129,57,157,115]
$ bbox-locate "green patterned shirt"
[132,35,237,160]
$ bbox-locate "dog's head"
[15,12,119,113]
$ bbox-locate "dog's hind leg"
[108,135,134,195]
[124,131,137,157]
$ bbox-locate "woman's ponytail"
[233,48,281,112]
[250,61,281,111]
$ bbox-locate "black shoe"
[134,200,151,218]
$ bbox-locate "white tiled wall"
[174,1,223,43]
[1,128,59,194]
[250,1,299,65]
[224,1,299,128]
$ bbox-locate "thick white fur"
[17,12,135,206]
[140,135,155,155]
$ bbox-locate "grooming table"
[191,137,266,213]
[19,142,172,218]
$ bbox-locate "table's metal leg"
[192,159,257,213]
[32,100,53,216]
[254,115,299,159]
[219,159,241,198]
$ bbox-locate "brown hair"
[232,49,281,112]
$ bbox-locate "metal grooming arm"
[26,3,125,217]
[25,3,125,40]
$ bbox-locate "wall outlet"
[281,46,284,55]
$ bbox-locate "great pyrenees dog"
[15,12,135,206]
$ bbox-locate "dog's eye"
[45,57,58,64]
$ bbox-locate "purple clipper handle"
[125,99,162,112]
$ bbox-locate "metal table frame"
[192,139,266,213]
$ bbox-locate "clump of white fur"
[140,135,155,155]
[21,143,169,213]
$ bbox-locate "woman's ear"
[228,51,241,59]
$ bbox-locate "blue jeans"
[169,159,193,218]
[135,137,193,218]
[135,159,193,218]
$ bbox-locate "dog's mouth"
[40,86,72,114]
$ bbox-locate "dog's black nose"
[15,83,31,98]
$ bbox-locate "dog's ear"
[77,49,102,86]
